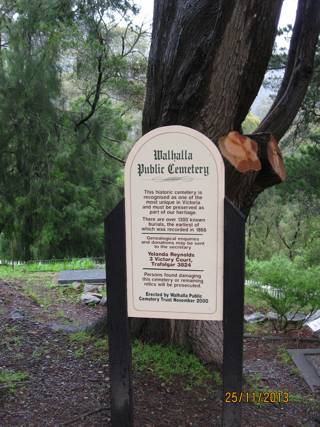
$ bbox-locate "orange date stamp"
[224,391,289,404]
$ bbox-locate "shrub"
[246,256,320,331]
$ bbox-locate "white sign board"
[125,126,225,320]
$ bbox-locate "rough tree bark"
[130,0,320,365]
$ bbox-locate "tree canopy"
[0,0,147,260]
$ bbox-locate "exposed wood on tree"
[218,132,286,216]
[218,132,261,173]
[251,134,286,189]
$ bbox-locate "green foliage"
[284,392,319,409]
[69,331,92,344]
[246,256,320,331]
[247,177,320,263]
[74,347,85,358]
[132,340,211,388]
[293,42,320,137]
[0,0,145,261]
[0,258,101,275]
[281,143,320,204]
[245,286,270,312]
[277,345,291,365]
[68,331,108,360]
[242,112,260,134]
[0,370,29,393]
[94,338,108,351]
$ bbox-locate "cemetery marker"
[105,126,245,427]
[125,126,225,321]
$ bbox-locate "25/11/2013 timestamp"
[225,391,289,404]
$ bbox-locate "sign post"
[222,198,246,426]
[105,126,245,426]
[105,200,133,427]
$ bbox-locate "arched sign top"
[125,125,225,179]
[125,125,225,321]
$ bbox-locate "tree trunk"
[89,0,320,365]
[128,0,320,366]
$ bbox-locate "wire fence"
[245,279,283,299]
[0,257,105,271]
[0,257,105,264]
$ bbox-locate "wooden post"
[105,200,133,427]
[105,197,246,426]
[222,198,246,426]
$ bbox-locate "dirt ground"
[0,276,319,426]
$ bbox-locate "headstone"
[286,312,305,322]
[125,126,225,320]
[288,349,320,392]
[58,269,106,284]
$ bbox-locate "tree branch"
[96,140,125,165]
[257,0,320,140]
[75,53,103,130]
[143,0,283,141]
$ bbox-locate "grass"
[0,258,104,278]
[0,370,29,393]
[67,333,212,389]
[245,373,263,391]
[94,338,108,351]
[32,346,48,359]
[21,278,55,308]
[289,393,319,409]
[74,347,85,358]
[213,371,222,386]
[69,331,92,344]
[277,345,292,365]
[1,259,105,312]
[3,326,22,351]
[245,286,270,311]
[68,331,108,360]
[244,322,269,336]
[17,273,88,309]
[132,340,212,388]
[6,325,18,334]
[276,346,302,376]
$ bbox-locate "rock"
[244,312,266,323]
[266,311,279,321]
[9,309,25,320]
[305,310,320,324]
[99,296,107,306]
[286,312,306,322]
[80,292,102,305]
[72,282,83,291]
[48,322,83,333]
[304,310,320,337]
[83,283,103,293]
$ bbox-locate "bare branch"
[257,0,320,140]
[75,53,103,129]
[96,140,125,165]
